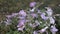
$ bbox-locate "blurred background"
[0,0,60,19]
[0,0,60,34]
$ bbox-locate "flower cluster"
[4,2,58,34]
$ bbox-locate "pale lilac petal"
[17,20,26,31]
[33,31,38,34]
[45,7,53,16]
[31,13,38,18]
[50,26,58,32]
[46,11,53,16]
[18,25,25,31]
[50,26,58,34]
[19,10,27,17]
[49,17,55,24]
[38,26,48,33]
[40,13,48,20]
[29,2,36,7]
[37,10,41,13]
[17,20,26,27]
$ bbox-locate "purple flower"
[17,19,26,31]
[40,13,48,20]
[50,26,58,32]
[17,19,26,27]
[19,10,27,17]
[50,26,58,34]
[29,2,36,7]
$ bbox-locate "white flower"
[35,20,40,25]
[49,17,55,24]
[45,7,53,16]
[18,25,25,31]
[30,7,35,12]
[38,26,48,33]
[33,31,38,34]
[37,9,41,13]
